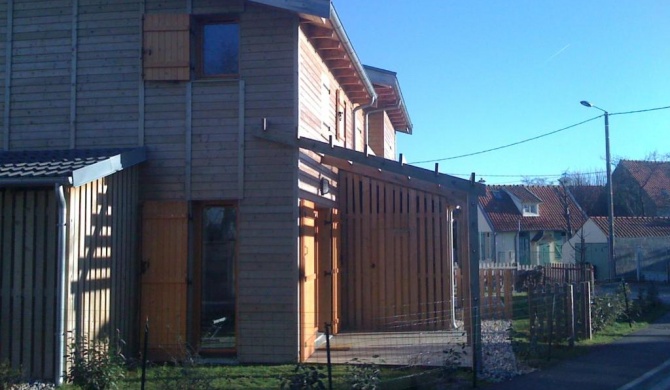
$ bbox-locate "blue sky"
[335,1,670,184]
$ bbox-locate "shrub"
[1,360,22,389]
[515,267,544,292]
[346,363,381,390]
[66,335,125,390]
[280,364,326,390]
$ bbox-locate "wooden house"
[0,0,483,383]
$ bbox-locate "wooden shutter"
[143,14,191,81]
[140,201,189,360]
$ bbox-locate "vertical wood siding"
[340,171,456,332]
[65,168,140,357]
[0,188,58,380]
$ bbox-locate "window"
[197,19,239,77]
[522,203,539,216]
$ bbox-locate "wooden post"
[567,284,575,347]
[583,282,592,339]
[467,175,482,372]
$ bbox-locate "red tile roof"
[591,216,670,238]
[618,160,670,210]
[480,185,588,233]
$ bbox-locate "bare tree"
[521,176,553,185]
[559,169,606,186]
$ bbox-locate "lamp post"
[580,100,616,280]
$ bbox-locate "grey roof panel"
[0,148,146,187]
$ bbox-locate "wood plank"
[1,191,13,363]
[22,191,35,376]
[11,192,25,368]
[410,189,420,330]
[32,191,47,376]
[425,194,435,329]
[44,190,57,379]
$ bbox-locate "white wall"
[562,218,606,263]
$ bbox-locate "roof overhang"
[297,4,377,106]
[364,65,413,134]
[0,147,147,188]
[250,0,330,18]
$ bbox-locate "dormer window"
[522,203,539,216]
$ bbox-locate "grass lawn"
[510,289,669,369]
[60,362,469,389]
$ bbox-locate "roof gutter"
[364,100,402,155]
[0,177,72,188]
[329,3,376,101]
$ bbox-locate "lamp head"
[580,101,593,108]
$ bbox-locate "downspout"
[364,100,402,155]
[55,184,68,386]
[351,98,375,151]
[450,206,460,329]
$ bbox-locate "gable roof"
[568,185,608,217]
[0,148,146,187]
[591,216,670,238]
[504,185,542,203]
[480,185,588,233]
[364,65,412,134]
[618,160,670,210]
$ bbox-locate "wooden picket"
[339,171,456,331]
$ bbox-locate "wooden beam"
[326,59,352,69]
[321,155,466,200]
[314,40,341,50]
[292,136,485,195]
[307,25,335,39]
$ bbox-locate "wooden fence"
[456,262,595,321]
[527,282,592,344]
[542,263,594,287]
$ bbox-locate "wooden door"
[317,208,341,335]
[140,201,188,360]
[299,200,318,361]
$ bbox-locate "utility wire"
[410,104,670,165]
[611,105,670,116]
[410,115,602,164]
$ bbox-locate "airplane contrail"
[545,44,571,64]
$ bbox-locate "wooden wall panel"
[191,81,240,200]
[235,3,300,364]
[76,0,140,147]
[9,0,71,150]
[66,168,140,353]
[0,189,59,380]
[340,171,456,332]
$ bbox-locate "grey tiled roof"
[0,148,146,186]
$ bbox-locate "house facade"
[478,185,588,265]
[0,0,483,382]
[564,217,670,281]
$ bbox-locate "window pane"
[203,23,239,75]
[201,206,237,350]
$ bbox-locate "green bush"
[66,335,125,390]
[346,363,381,390]
[0,360,22,389]
[279,364,326,390]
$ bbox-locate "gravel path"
[480,319,530,382]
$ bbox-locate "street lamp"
[580,100,616,280]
